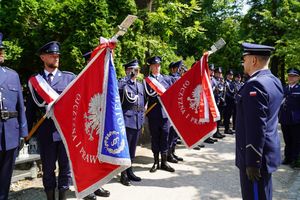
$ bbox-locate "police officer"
[167,61,184,162]
[82,51,110,200]
[279,68,300,168]
[210,64,225,139]
[118,59,145,186]
[235,43,283,200]
[144,56,175,173]
[26,41,75,200]
[232,73,243,131]
[0,33,28,200]
[223,69,236,134]
[205,66,225,144]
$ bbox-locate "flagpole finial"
[113,15,138,39]
[208,38,226,55]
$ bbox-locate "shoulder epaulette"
[62,71,76,76]
[3,66,17,73]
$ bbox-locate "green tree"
[241,0,300,81]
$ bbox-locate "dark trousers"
[148,118,169,154]
[224,101,234,131]
[168,126,179,149]
[239,169,272,200]
[0,148,18,200]
[39,140,71,191]
[281,124,300,161]
[126,127,141,159]
[232,104,236,130]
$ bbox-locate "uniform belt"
[0,110,18,120]
[127,106,144,112]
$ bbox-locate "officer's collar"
[249,69,269,78]
[44,68,58,77]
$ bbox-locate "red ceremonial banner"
[51,43,128,198]
[159,53,218,149]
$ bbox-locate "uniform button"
[4,107,7,109]
[2,97,5,100]
[256,160,260,163]
[0,88,3,90]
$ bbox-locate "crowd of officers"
[0,30,300,200]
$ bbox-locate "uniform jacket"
[119,79,145,130]
[235,69,283,173]
[26,69,75,143]
[279,83,300,125]
[0,67,28,151]
[224,79,235,102]
[145,74,173,120]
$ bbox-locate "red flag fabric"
[50,40,130,198]
[159,53,219,148]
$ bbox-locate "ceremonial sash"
[28,74,59,105]
[144,76,166,96]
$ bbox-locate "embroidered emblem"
[104,131,126,154]
[84,93,103,141]
[187,84,202,114]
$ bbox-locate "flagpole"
[25,114,47,141]
[145,102,157,115]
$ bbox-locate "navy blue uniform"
[119,79,145,159]
[232,80,244,130]
[279,83,300,163]
[145,74,173,154]
[235,69,283,200]
[26,70,75,192]
[168,73,180,150]
[0,67,28,200]
[223,79,235,133]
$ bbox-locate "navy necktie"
[47,73,53,85]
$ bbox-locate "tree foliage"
[0,0,299,84]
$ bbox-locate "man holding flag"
[26,41,75,200]
[144,56,175,173]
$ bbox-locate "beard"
[46,62,59,69]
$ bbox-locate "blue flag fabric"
[98,52,131,166]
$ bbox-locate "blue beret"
[0,32,5,49]
[209,64,215,71]
[39,41,60,55]
[83,51,92,61]
[287,68,300,76]
[123,59,139,69]
[169,60,183,69]
[147,56,162,65]
[242,42,275,56]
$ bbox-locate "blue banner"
[99,52,131,165]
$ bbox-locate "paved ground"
[9,131,300,200]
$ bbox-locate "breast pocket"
[7,84,19,100]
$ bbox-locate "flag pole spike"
[208,38,226,55]
[112,15,138,39]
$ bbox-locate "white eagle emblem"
[84,93,103,141]
[187,84,202,114]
